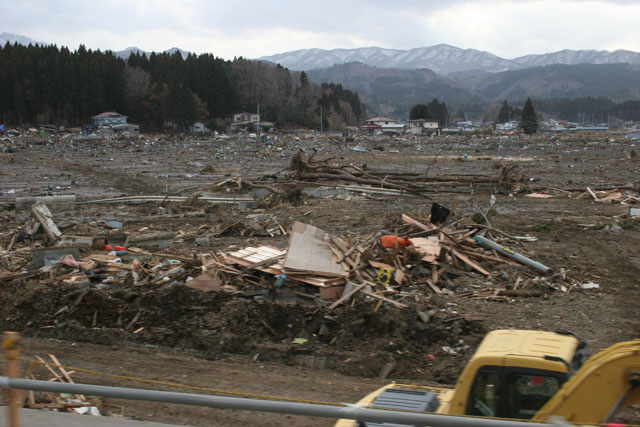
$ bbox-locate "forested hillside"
[0,43,365,130]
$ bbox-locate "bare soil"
[1,132,639,425]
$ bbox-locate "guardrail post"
[3,331,22,427]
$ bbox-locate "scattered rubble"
[1,128,639,394]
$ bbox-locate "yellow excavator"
[335,329,640,426]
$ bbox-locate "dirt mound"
[0,279,484,382]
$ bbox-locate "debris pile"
[23,354,107,416]
[583,187,640,204]
[285,152,522,196]
[0,195,582,308]
[217,208,571,308]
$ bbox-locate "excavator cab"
[448,329,590,419]
[336,329,640,427]
[466,366,564,419]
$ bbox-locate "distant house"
[408,119,438,129]
[225,112,260,131]
[496,121,520,131]
[573,126,609,132]
[361,116,405,133]
[365,116,398,127]
[192,122,211,134]
[92,112,128,126]
[112,123,140,136]
[380,123,406,134]
[408,119,439,135]
[455,121,473,129]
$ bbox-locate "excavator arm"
[532,340,640,424]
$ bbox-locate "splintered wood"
[221,210,566,307]
[25,354,106,415]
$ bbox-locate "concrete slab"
[0,407,183,426]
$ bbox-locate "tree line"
[533,97,640,123]
[408,99,449,127]
[0,43,365,131]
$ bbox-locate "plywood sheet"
[411,237,441,263]
[283,222,347,278]
[225,245,346,287]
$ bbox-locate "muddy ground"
[1,131,639,425]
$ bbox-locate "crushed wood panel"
[283,222,347,277]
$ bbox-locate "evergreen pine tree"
[498,100,510,123]
[520,98,538,134]
[409,104,430,120]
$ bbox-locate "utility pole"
[256,102,260,141]
[320,105,323,133]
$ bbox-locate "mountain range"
[112,46,190,60]
[260,45,640,75]
[307,62,640,117]
[4,32,640,117]
[0,32,43,47]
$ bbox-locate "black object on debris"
[430,203,450,224]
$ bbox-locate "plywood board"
[225,245,345,288]
[283,222,347,278]
[411,237,441,263]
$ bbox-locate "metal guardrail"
[0,376,568,427]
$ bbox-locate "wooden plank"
[497,289,543,297]
[0,270,40,283]
[243,254,284,271]
[26,402,92,409]
[329,283,367,309]
[126,250,201,265]
[337,235,375,263]
[361,290,408,309]
[368,260,395,270]
[431,264,439,284]
[451,248,491,276]
[401,214,437,233]
[425,279,443,294]
[287,274,346,287]
[525,193,554,199]
[329,236,350,254]
[31,201,61,242]
[36,355,64,382]
[48,354,86,400]
[329,245,353,271]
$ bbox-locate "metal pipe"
[76,195,255,205]
[0,377,556,427]
[473,236,552,275]
[14,195,76,207]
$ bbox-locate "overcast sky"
[2,0,640,59]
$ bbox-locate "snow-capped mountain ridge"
[0,32,44,46]
[260,45,640,75]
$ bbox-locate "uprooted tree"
[284,151,521,197]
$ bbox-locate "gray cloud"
[1,0,639,58]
